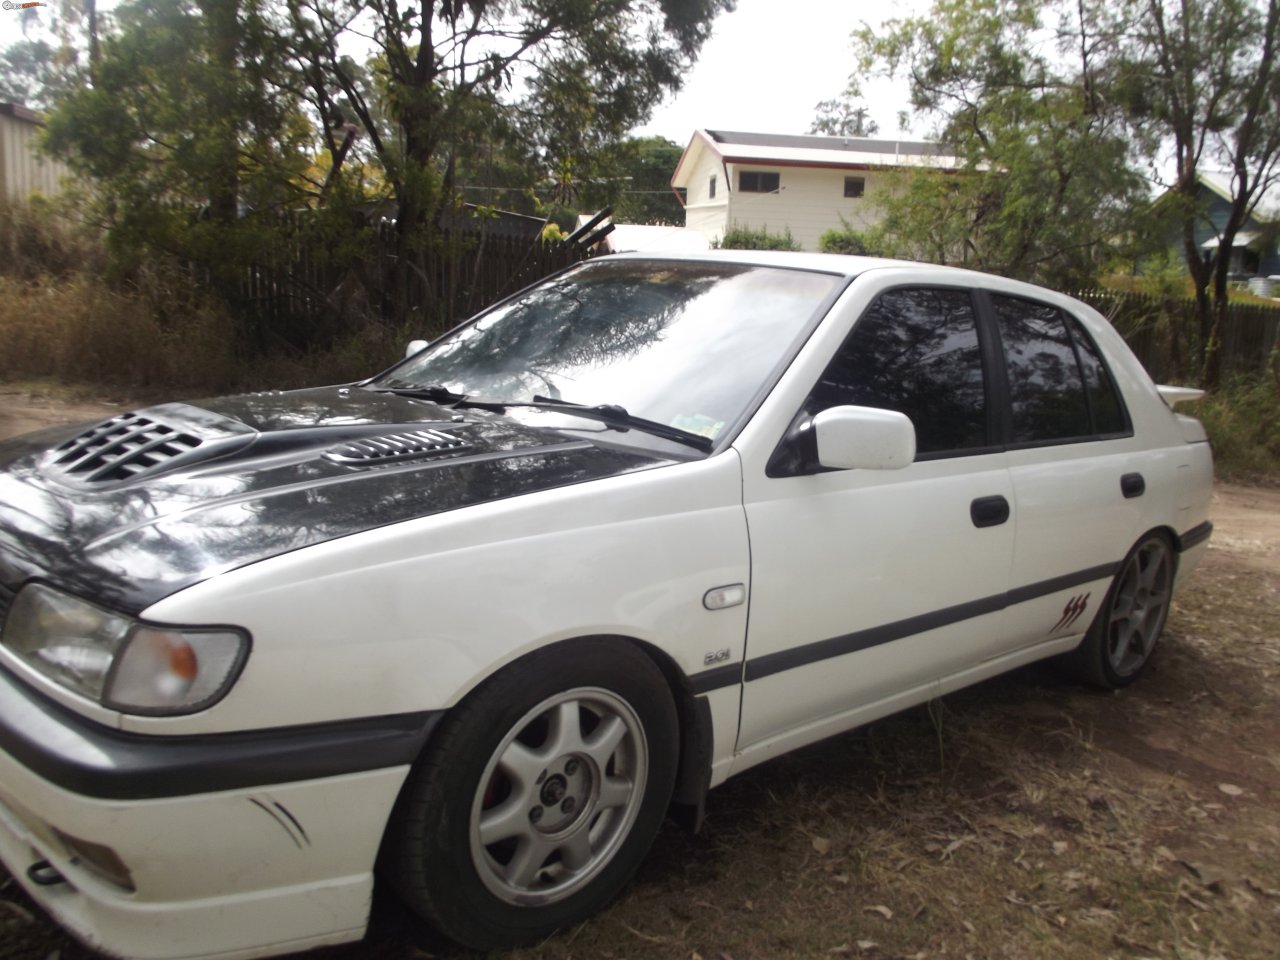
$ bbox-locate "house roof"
[0,103,45,126]
[671,128,963,188]
[1198,170,1280,222]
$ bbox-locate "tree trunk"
[200,0,240,226]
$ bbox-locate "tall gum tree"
[1116,0,1280,386]
[283,0,733,321]
[847,0,1149,290]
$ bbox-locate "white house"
[671,129,963,250]
[0,102,71,202]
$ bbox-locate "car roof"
[605,249,911,278]
[601,250,1099,316]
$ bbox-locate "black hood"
[0,386,675,614]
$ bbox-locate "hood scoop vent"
[324,428,471,466]
[48,413,206,485]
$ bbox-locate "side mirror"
[404,339,429,359]
[812,405,915,471]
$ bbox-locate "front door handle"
[970,495,1010,528]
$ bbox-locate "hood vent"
[324,428,470,466]
[48,413,205,485]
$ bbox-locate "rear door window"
[992,295,1127,444]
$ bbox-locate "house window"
[739,171,780,193]
[844,176,865,198]
[709,175,716,199]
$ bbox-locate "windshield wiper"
[373,384,506,411]
[523,396,714,453]
[373,385,714,453]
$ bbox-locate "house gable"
[1164,172,1280,277]
[670,129,961,250]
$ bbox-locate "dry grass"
[0,274,410,397]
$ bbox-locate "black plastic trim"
[970,494,1011,528]
[0,664,441,800]
[744,562,1120,683]
[1178,521,1213,552]
[1121,473,1146,499]
[687,662,743,695]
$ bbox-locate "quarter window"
[739,171,780,193]
[806,288,988,456]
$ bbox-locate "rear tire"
[383,638,678,950]
[1061,532,1175,689]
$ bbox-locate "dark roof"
[0,102,45,126]
[705,129,950,158]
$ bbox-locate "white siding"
[0,111,71,202]
[679,147,729,244]
[725,165,902,251]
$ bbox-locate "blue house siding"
[1184,185,1279,276]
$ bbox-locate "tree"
[847,0,1150,290]
[810,88,880,137]
[44,0,321,301]
[1115,0,1280,386]
[282,0,732,320]
[575,136,686,225]
[0,0,94,110]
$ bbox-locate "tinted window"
[1069,317,1128,435]
[993,296,1092,443]
[739,171,780,193]
[808,288,987,455]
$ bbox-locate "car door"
[734,283,1016,756]
[983,292,1148,653]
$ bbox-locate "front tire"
[1063,532,1176,688]
[384,638,678,950]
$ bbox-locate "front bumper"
[0,666,441,960]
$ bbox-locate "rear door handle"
[970,495,1010,528]
[1121,473,1145,498]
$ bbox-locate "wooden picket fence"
[216,209,610,347]
[1071,289,1280,383]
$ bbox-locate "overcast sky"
[0,0,930,144]
[632,0,930,145]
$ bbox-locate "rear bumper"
[0,666,441,959]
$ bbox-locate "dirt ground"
[0,388,1277,960]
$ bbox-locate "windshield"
[376,259,842,443]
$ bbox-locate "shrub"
[819,226,878,256]
[713,224,801,251]
[1188,372,1280,483]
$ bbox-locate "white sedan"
[0,252,1213,958]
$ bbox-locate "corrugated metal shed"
[0,102,72,201]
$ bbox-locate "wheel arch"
[429,634,714,833]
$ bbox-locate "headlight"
[1,583,249,715]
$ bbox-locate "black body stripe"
[688,662,743,695]
[742,562,1119,684]
[1179,521,1213,551]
